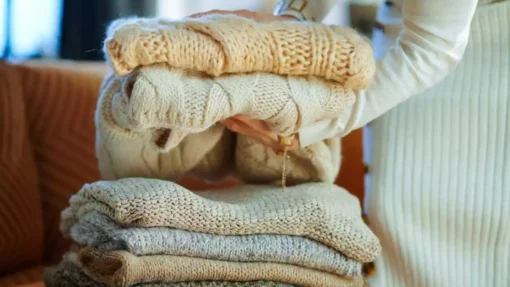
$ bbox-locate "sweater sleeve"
[297,0,479,148]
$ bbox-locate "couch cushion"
[15,63,107,264]
[0,63,44,274]
[0,265,45,287]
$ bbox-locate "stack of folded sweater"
[45,14,380,287]
[46,179,380,287]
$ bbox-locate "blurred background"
[0,0,380,62]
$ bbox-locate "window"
[1,0,63,59]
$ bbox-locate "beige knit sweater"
[60,178,381,263]
[104,15,375,90]
[79,248,366,287]
[97,70,342,184]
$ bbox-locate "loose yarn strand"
[278,135,295,192]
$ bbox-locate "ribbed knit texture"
[44,253,296,287]
[79,248,365,287]
[367,2,510,286]
[70,212,362,277]
[0,63,44,273]
[19,64,106,263]
[104,15,375,89]
[60,178,381,263]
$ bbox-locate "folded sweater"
[60,179,380,262]
[70,211,362,277]
[78,248,366,287]
[97,72,342,183]
[104,15,375,90]
[111,64,354,136]
[44,253,296,287]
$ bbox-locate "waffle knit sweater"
[60,178,381,263]
[70,211,362,277]
[104,15,375,90]
[78,248,366,287]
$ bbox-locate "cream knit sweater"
[96,70,342,184]
[104,15,375,90]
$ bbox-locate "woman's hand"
[189,9,295,22]
[220,115,300,152]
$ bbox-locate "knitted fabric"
[97,72,342,183]
[107,64,355,136]
[78,248,366,287]
[95,72,235,181]
[60,178,381,262]
[236,136,341,184]
[104,15,375,90]
[44,253,296,287]
[69,211,362,277]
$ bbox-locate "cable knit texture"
[70,211,362,277]
[114,64,355,136]
[44,253,296,287]
[97,70,342,183]
[78,249,366,287]
[104,15,375,90]
[60,178,381,263]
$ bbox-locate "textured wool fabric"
[235,136,341,184]
[44,253,296,287]
[104,15,375,90]
[95,72,235,181]
[60,179,380,262]
[69,211,362,277]
[366,2,510,286]
[114,64,355,136]
[78,248,366,287]
[97,71,343,183]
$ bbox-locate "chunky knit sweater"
[44,253,297,287]
[97,71,342,184]
[96,15,378,185]
[70,211,362,277]
[79,248,366,287]
[60,178,381,263]
[104,15,375,90]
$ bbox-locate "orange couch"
[0,60,365,286]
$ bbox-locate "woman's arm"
[297,0,479,147]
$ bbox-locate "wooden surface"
[336,128,365,206]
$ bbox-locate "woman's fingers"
[232,115,273,134]
[221,116,301,151]
[188,9,256,19]
[188,9,294,22]
[220,118,281,151]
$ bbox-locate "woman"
[193,0,510,286]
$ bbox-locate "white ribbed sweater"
[367,2,510,287]
[276,0,509,286]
